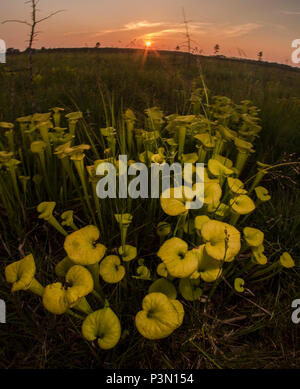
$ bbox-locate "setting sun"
[145,41,152,47]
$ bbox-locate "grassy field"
[2,50,300,158]
[0,50,299,369]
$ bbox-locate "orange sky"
[1,0,300,66]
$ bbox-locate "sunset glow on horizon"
[1,0,300,66]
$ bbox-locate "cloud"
[124,21,164,30]
[282,10,300,15]
[142,22,261,40]
[92,20,165,36]
[222,23,261,38]
[63,31,93,36]
[136,22,261,47]
[68,19,262,42]
[143,28,185,39]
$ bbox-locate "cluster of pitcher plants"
[1,86,295,349]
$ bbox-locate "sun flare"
[145,41,152,47]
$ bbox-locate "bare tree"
[182,8,191,58]
[214,44,220,55]
[175,8,202,64]
[180,8,200,67]
[2,0,65,111]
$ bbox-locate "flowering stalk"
[115,214,133,253]
[213,137,226,157]
[248,166,269,194]
[18,176,30,203]
[125,119,135,154]
[250,268,282,284]
[37,202,68,236]
[197,145,207,163]
[177,126,186,160]
[16,118,30,150]
[51,107,64,128]
[5,129,15,153]
[28,279,44,296]
[235,150,250,177]
[37,121,52,155]
[135,131,143,154]
[72,297,93,315]
[66,310,85,320]
[249,261,279,279]
[92,290,105,306]
[49,216,68,236]
[91,179,104,233]
[38,149,52,197]
[229,211,240,226]
[71,154,96,224]
[87,263,102,295]
[124,109,136,155]
[5,159,22,205]
[173,213,187,239]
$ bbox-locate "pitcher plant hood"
[135,292,184,340]
[5,254,36,293]
[179,278,202,301]
[255,186,271,202]
[190,245,223,282]
[160,187,191,217]
[43,265,93,315]
[99,255,125,284]
[118,245,137,262]
[230,195,256,215]
[157,237,198,278]
[65,265,94,305]
[64,225,106,266]
[201,220,241,262]
[280,252,295,268]
[148,278,177,299]
[37,202,56,221]
[243,227,264,247]
[82,308,121,350]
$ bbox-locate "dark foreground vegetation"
[0,50,299,368]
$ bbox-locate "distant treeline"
[6,46,300,73]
